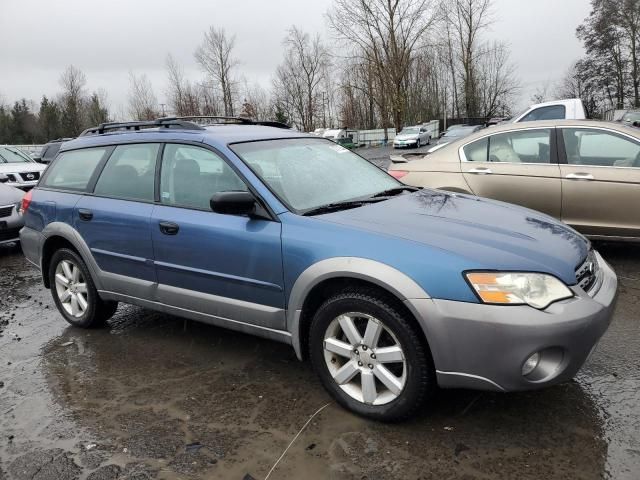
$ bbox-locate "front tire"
[309,289,435,421]
[49,248,118,328]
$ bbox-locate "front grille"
[575,250,599,293]
[19,171,40,181]
[0,205,14,218]
[0,227,20,242]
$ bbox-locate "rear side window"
[462,137,488,162]
[94,143,159,201]
[43,143,62,161]
[41,147,109,191]
[520,105,566,122]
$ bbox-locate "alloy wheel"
[323,312,407,405]
[54,260,88,318]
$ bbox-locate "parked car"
[34,138,73,164]
[619,110,640,128]
[389,119,640,241]
[392,125,431,148]
[0,146,47,190]
[507,98,586,123]
[20,116,617,420]
[428,125,484,153]
[0,182,25,245]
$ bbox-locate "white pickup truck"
[509,98,586,123]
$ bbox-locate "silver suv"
[0,146,47,190]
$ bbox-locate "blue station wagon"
[19,117,618,420]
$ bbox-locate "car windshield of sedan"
[231,138,401,213]
[400,127,419,135]
[0,147,33,163]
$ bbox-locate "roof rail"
[79,118,205,137]
[174,116,291,129]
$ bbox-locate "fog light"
[522,352,540,376]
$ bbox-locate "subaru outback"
[19,117,617,420]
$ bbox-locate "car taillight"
[21,189,33,214]
[388,170,408,179]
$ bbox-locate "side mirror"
[0,173,8,183]
[210,191,256,216]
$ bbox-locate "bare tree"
[477,41,519,117]
[59,65,87,136]
[441,0,492,117]
[195,27,238,116]
[128,72,159,120]
[166,54,203,116]
[328,0,437,131]
[273,27,329,131]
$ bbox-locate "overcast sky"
[0,0,591,116]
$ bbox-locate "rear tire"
[48,248,118,328]
[309,289,435,421]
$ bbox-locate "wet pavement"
[0,242,639,480]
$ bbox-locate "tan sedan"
[388,120,640,241]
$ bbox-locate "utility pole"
[322,91,327,128]
[160,103,167,117]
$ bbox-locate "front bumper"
[393,139,418,148]
[0,208,24,245]
[407,251,617,391]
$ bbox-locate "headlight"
[465,272,573,309]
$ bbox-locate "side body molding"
[286,257,431,360]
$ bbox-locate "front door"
[559,126,640,238]
[150,143,285,330]
[74,143,160,297]
[460,127,562,217]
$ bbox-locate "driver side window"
[160,144,248,210]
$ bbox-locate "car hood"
[318,190,589,284]
[0,163,46,173]
[395,134,419,141]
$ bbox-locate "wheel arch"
[287,257,431,360]
[41,223,103,290]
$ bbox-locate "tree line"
[551,0,640,118]
[2,0,522,143]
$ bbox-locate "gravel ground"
[0,240,639,480]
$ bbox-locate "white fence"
[357,120,439,147]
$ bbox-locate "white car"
[393,125,431,148]
[0,146,47,190]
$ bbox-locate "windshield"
[0,147,33,164]
[231,138,400,213]
[400,128,419,135]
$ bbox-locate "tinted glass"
[43,143,62,160]
[231,138,399,212]
[160,144,247,210]
[94,144,159,201]
[463,137,488,162]
[487,129,552,163]
[563,128,640,167]
[520,105,566,122]
[41,148,108,191]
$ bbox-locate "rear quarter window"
[41,147,109,191]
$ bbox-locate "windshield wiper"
[370,186,420,198]
[302,199,382,216]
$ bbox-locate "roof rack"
[79,118,205,137]
[174,116,291,129]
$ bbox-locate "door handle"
[159,221,179,235]
[565,172,594,181]
[468,167,492,175]
[78,209,93,221]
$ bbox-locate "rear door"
[150,143,285,330]
[74,143,160,296]
[460,127,562,217]
[559,126,640,238]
